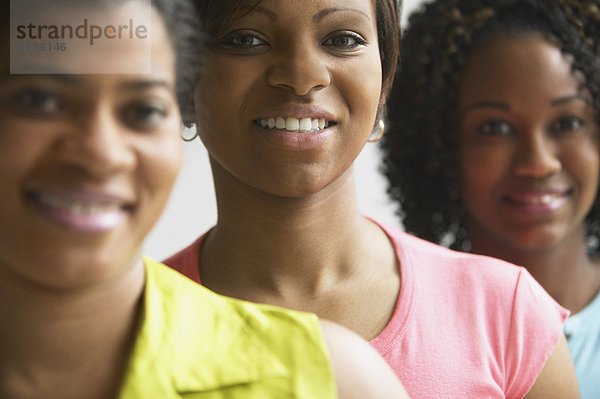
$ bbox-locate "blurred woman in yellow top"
[0,0,408,397]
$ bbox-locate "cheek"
[459,146,509,202]
[0,120,52,183]
[346,53,382,126]
[194,64,249,152]
[565,140,600,198]
[138,132,182,212]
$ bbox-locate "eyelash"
[476,116,586,137]
[477,120,513,136]
[12,89,62,116]
[219,32,267,49]
[218,30,368,52]
[122,102,170,129]
[550,116,585,133]
[322,31,367,50]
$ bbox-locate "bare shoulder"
[318,319,411,399]
[524,334,579,398]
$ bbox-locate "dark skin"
[457,34,600,315]
[193,0,400,341]
[201,161,399,340]
[0,5,181,398]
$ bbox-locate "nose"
[512,129,561,178]
[266,42,331,96]
[56,104,135,178]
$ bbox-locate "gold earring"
[368,119,385,143]
[182,125,200,142]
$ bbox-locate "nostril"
[513,153,562,177]
[266,59,331,96]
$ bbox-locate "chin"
[505,228,565,252]
[262,178,332,199]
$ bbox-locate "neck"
[202,161,388,299]
[0,259,145,399]
[470,226,600,313]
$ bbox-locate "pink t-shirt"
[164,219,568,398]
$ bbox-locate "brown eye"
[477,120,513,136]
[550,116,584,133]
[323,31,366,50]
[13,89,61,115]
[122,102,169,129]
[220,31,267,50]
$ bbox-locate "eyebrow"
[243,5,277,21]
[551,94,592,106]
[119,79,174,92]
[313,7,371,23]
[1,75,174,93]
[464,101,511,112]
[2,73,81,85]
[238,6,370,24]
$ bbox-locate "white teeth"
[286,117,300,131]
[258,117,330,133]
[539,194,553,205]
[275,117,286,129]
[37,193,121,215]
[299,117,312,131]
[517,194,559,205]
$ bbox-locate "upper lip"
[25,187,135,209]
[503,187,571,202]
[255,105,336,122]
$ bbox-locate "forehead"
[459,34,583,101]
[8,0,173,75]
[226,0,377,21]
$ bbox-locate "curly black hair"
[380,0,600,251]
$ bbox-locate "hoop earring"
[182,125,200,142]
[368,120,385,143]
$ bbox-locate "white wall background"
[143,0,427,259]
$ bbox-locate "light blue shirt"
[564,290,600,399]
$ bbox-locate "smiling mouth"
[34,192,129,215]
[27,190,134,234]
[256,117,333,133]
[503,191,570,206]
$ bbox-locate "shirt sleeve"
[504,268,569,398]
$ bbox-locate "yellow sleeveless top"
[118,257,337,398]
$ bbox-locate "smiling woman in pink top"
[164,0,579,397]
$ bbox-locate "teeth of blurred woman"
[537,194,561,205]
[257,117,330,133]
[39,193,122,215]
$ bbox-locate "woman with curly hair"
[164,0,578,396]
[382,0,600,396]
